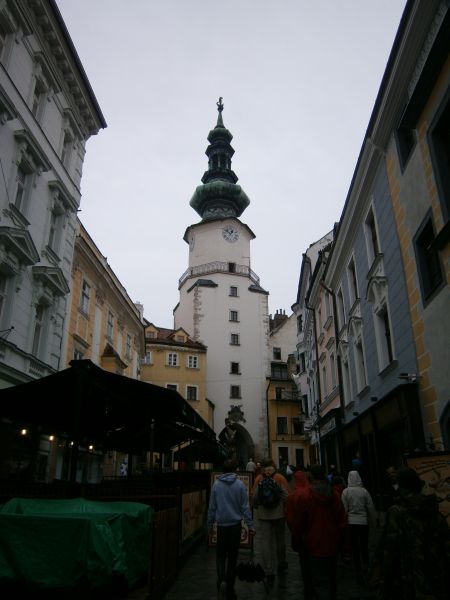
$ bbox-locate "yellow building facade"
[64,221,144,377]
[141,324,213,428]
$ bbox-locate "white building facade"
[174,100,270,464]
[0,0,105,387]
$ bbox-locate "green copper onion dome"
[190,98,250,220]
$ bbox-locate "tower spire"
[189,98,250,221]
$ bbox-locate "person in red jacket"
[287,463,346,600]
[286,469,313,599]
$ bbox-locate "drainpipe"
[320,281,344,471]
[266,381,271,458]
[305,303,322,463]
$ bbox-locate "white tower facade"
[174,100,270,463]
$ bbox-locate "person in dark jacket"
[287,464,346,600]
[286,470,313,599]
[207,459,255,600]
[370,466,450,599]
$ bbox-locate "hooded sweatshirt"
[294,477,347,557]
[286,470,311,551]
[207,472,254,530]
[341,470,377,525]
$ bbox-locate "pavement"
[156,525,380,600]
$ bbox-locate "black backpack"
[255,474,282,508]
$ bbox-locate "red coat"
[286,479,346,557]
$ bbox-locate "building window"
[330,353,336,389]
[107,310,114,339]
[273,347,281,360]
[298,352,306,373]
[322,365,328,398]
[186,385,198,401]
[142,352,152,365]
[336,288,345,330]
[60,132,73,169]
[325,291,332,320]
[125,334,132,359]
[229,286,238,297]
[292,417,304,435]
[277,417,288,435]
[347,258,359,306]
[271,363,288,379]
[74,348,84,361]
[31,79,46,119]
[32,303,46,357]
[428,89,450,222]
[374,307,394,371]
[230,361,240,374]
[14,165,32,213]
[342,358,352,406]
[167,352,178,367]
[275,387,283,400]
[230,385,241,399]
[229,309,239,322]
[297,314,303,333]
[365,207,381,266]
[228,262,236,273]
[80,280,90,314]
[187,355,198,369]
[414,216,444,302]
[354,340,367,392]
[166,384,178,391]
[230,333,240,345]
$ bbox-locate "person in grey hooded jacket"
[208,459,255,600]
[341,470,377,582]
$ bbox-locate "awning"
[0,359,218,452]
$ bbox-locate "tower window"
[229,309,239,322]
[230,362,240,374]
[230,333,240,346]
[230,385,241,399]
[228,263,236,273]
[229,286,238,297]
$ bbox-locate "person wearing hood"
[286,470,313,599]
[341,470,377,582]
[370,467,450,599]
[207,459,255,600]
[289,463,346,600]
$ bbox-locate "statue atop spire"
[217,96,224,112]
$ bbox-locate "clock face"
[222,226,239,243]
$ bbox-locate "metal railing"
[179,261,260,288]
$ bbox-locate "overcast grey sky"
[56,0,407,328]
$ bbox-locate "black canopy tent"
[0,359,220,477]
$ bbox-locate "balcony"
[179,261,260,288]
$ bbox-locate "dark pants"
[298,546,314,600]
[348,524,369,575]
[216,523,242,592]
[308,554,337,600]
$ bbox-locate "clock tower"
[174,99,270,463]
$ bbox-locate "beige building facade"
[141,324,213,428]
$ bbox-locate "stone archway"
[219,421,255,469]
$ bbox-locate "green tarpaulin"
[0,498,153,592]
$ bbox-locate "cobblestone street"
[159,526,380,600]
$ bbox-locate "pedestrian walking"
[245,457,256,473]
[341,470,377,583]
[369,466,450,599]
[287,463,347,600]
[286,469,314,599]
[207,459,256,600]
[251,458,289,585]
